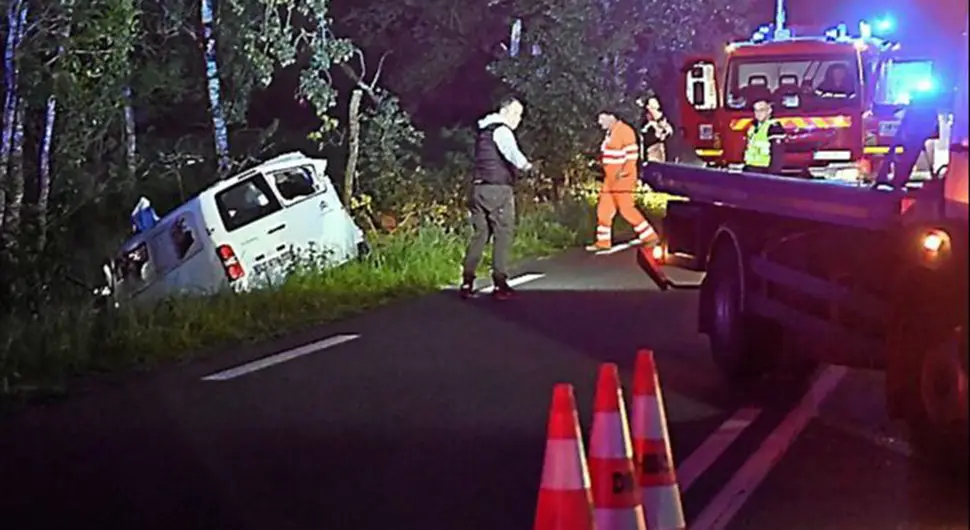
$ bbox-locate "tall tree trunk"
[343,89,363,206]
[36,94,56,253]
[6,97,25,255]
[36,0,75,253]
[124,85,136,177]
[200,0,231,176]
[1,0,25,233]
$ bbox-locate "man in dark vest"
[460,95,535,300]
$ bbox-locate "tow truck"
[640,14,969,469]
[679,0,948,182]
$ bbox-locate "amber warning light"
[919,229,951,264]
[922,231,945,252]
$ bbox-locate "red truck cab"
[679,24,939,181]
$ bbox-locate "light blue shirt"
[478,114,533,171]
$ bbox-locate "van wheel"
[702,238,778,384]
[356,240,371,259]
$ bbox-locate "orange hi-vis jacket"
[600,120,639,181]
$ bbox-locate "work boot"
[492,278,515,300]
[636,231,660,247]
[459,276,475,299]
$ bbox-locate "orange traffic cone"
[631,349,686,530]
[589,363,647,530]
[534,384,597,530]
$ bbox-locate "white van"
[104,152,367,305]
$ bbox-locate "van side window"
[149,213,202,275]
[115,242,153,287]
[272,166,317,201]
[215,175,283,232]
[171,215,198,260]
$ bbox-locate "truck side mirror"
[685,62,717,111]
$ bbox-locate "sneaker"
[492,281,516,300]
[459,279,475,299]
[585,242,611,252]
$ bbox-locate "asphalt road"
[1,246,967,530]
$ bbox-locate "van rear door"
[263,161,360,267]
[213,173,290,288]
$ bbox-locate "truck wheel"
[890,275,969,476]
[910,324,969,475]
[702,238,777,383]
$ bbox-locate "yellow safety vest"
[744,120,775,168]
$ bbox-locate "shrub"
[0,199,590,398]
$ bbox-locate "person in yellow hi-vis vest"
[587,109,659,251]
[743,100,787,174]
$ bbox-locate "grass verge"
[1,196,622,400]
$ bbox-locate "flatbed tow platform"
[633,116,968,473]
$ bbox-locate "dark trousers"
[461,184,515,283]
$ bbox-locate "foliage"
[0,201,591,397]
[488,0,753,183]
[338,0,508,111]
[0,0,742,399]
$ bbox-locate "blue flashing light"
[859,21,872,39]
[914,78,936,93]
[874,17,894,33]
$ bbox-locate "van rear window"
[215,175,283,232]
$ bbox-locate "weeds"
[0,195,631,398]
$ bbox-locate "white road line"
[595,241,639,256]
[201,334,361,381]
[678,407,762,493]
[690,366,848,530]
[478,273,546,293]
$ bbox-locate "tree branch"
[339,49,392,104]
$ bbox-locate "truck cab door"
[679,57,722,163]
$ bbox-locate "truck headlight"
[922,229,949,254]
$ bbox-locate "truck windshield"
[725,54,861,112]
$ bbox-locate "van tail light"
[216,244,245,281]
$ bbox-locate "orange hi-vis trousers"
[594,176,656,249]
[595,121,657,249]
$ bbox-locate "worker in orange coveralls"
[587,109,659,251]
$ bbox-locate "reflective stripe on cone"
[631,349,686,530]
[534,384,596,530]
[589,363,647,530]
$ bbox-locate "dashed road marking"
[678,407,762,493]
[440,272,547,293]
[594,241,640,256]
[201,334,361,381]
[691,366,847,530]
[478,273,546,293]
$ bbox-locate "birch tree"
[199,0,231,175]
[1,0,27,261]
[1,0,27,236]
